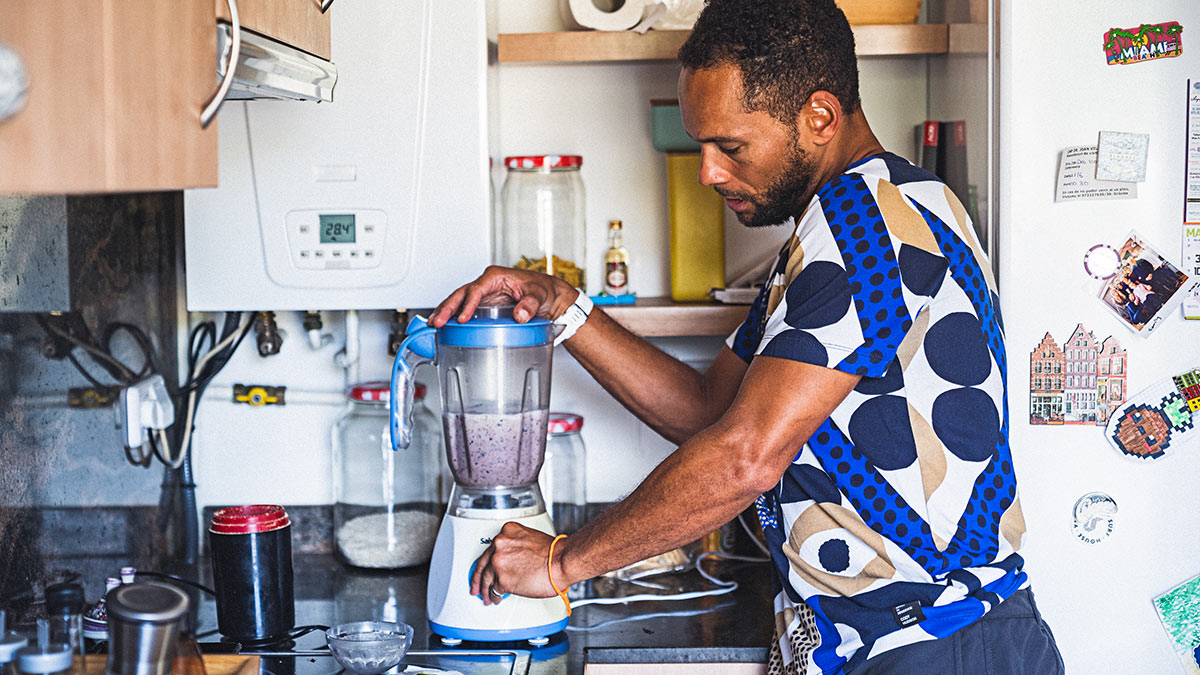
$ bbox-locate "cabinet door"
[217,0,332,60]
[0,0,218,194]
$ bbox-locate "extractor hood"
[217,23,338,103]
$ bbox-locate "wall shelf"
[602,297,749,337]
[497,24,953,63]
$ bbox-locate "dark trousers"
[849,589,1065,675]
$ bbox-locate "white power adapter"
[118,374,175,449]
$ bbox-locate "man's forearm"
[555,421,765,585]
[564,310,735,444]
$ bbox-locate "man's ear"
[799,90,842,146]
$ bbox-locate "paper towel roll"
[654,0,704,30]
[562,0,649,32]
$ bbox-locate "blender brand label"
[1104,21,1183,66]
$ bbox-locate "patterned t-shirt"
[727,153,1027,675]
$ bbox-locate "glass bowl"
[325,621,414,675]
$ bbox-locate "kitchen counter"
[188,552,775,674]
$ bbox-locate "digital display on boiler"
[319,214,356,244]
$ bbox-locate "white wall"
[1000,2,1200,672]
[191,2,930,507]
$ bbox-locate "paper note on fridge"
[1055,145,1138,202]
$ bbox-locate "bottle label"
[605,262,628,293]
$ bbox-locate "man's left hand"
[471,522,567,605]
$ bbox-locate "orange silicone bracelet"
[547,534,571,616]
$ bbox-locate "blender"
[390,305,567,645]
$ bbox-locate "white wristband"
[554,291,593,345]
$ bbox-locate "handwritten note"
[1056,145,1138,202]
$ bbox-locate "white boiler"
[184,0,491,311]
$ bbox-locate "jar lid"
[348,382,425,403]
[106,582,189,625]
[439,305,555,348]
[504,155,582,170]
[44,582,84,615]
[548,413,583,434]
[209,504,290,534]
[16,644,71,673]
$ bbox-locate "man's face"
[679,65,819,227]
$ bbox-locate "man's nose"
[697,146,728,186]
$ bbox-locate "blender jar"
[333,382,442,568]
[391,306,555,489]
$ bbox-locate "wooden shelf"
[497,24,951,63]
[602,297,749,337]
[948,23,988,54]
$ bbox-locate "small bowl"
[325,621,414,675]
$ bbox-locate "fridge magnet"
[1104,367,1200,460]
[1096,131,1150,183]
[1029,324,1127,425]
[1083,244,1121,280]
[1095,231,1197,336]
[1104,21,1183,66]
[1071,491,1117,544]
[1153,572,1200,675]
[1054,146,1137,202]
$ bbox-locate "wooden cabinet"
[0,0,331,194]
[216,0,332,60]
[0,0,217,194]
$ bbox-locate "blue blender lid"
[438,305,555,348]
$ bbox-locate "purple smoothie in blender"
[443,410,549,487]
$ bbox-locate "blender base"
[426,509,569,642]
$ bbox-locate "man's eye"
[719,145,742,155]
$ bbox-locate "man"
[429,1,1064,673]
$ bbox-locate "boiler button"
[299,225,310,234]
[332,250,342,258]
[364,225,376,233]
[364,250,375,258]
[350,250,359,257]
[314,250,325,258]
[299,250,311,258]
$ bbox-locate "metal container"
[104,583,189,675]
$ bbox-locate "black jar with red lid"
[208,505,294,642]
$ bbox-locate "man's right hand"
[428,265,581,328]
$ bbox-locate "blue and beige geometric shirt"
[728,153,1027,675]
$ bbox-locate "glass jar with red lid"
[332,381,443,568]
[499,155,587,290]
[539,412,587,536]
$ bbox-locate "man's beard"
[720,143,817,228]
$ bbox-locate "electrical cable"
[565,600,738,632]
[158,314,252,470]
[66,352,109,388]
[738,511,773,557]
[101,322,160,380]
[133,571,216,597]
[569,551,768,610]
[37,316,137,384]
[236,625,330,648]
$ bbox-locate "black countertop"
[12,551,773,674]
[202,553,774,674]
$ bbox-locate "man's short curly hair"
[677,0,861,122]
